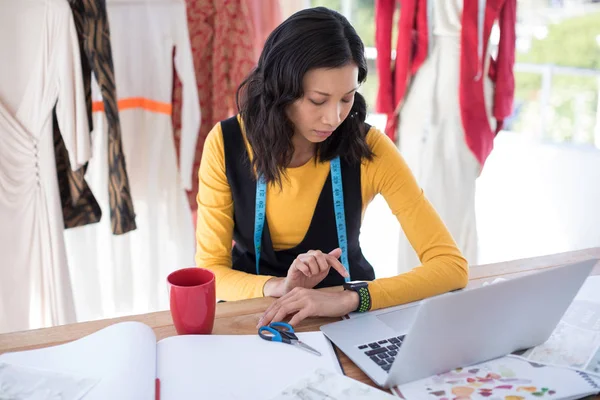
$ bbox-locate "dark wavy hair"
[236,7,374,187]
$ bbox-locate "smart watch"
[343,281,371,313]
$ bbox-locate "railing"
[513,63,600,148]
[363,46,600,149]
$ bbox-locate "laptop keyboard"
[357,335,405,373]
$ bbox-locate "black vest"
[221,117,375,288]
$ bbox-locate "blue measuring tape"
[254,156,351,282]
[254,175,267,275]
[330,157,351,283]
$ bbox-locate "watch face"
[345,281,368,289]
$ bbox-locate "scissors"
[258,322,322,356]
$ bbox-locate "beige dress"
[397,0,495,270]
[63,0,200,321]
[0,0,90,333]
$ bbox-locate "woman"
[195,7,468,327]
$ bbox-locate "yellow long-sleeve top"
[195,121,468,310]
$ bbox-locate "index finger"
[258,300,282,328]
[326,254,349,278]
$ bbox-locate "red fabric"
[248,0,282,60]
[172,0,257,211]
[375,0,517,166]
[492,0,517,134]
[374,0,396,116]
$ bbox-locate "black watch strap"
[355,286,371,313]
[344,282,371,313]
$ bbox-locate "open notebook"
[0,321,343,399]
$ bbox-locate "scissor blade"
[294,341,322,356]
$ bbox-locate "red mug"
[167,267,216,335]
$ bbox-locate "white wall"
[359,131,600,277]
[476,132,600,264]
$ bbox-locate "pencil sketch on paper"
[0,362,98,400]
[269,368,395,400]
[514,299,600,376]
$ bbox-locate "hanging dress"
[0,0,90,333]
[396,0,495,270]
[63,0,201,321]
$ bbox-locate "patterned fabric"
[171,0,257,212]
[53,114,103,228]
[54,0,136,234]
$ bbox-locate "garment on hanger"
[54,0,137,235]
[375,0,516,165]
[375,0,516,270]
[0,0,90,333]
[171,0,256,212]
[63,0,200,322]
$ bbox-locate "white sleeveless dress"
[396,0,495,270]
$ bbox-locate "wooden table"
[1,247,600,396]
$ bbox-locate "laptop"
[320,259,597,388]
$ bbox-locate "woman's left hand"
[256,287,359,328]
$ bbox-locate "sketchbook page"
[0,321,157,400]
[269,368,396,400]
[0,362,97,400]
[157,331,342,400]
[392,356,599,400]
[574,275,600,302]
[511,275,600,376]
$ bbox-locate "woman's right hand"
[263,248,349,298]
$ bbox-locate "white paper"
[269,368,395,400]
[393,356,599,400]
[511,276,600,376]
[481,277,508,286]
[157,331,343,400]
[0,322,157,399]
[0,362,97,400]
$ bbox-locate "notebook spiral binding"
[576,371,600,390]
